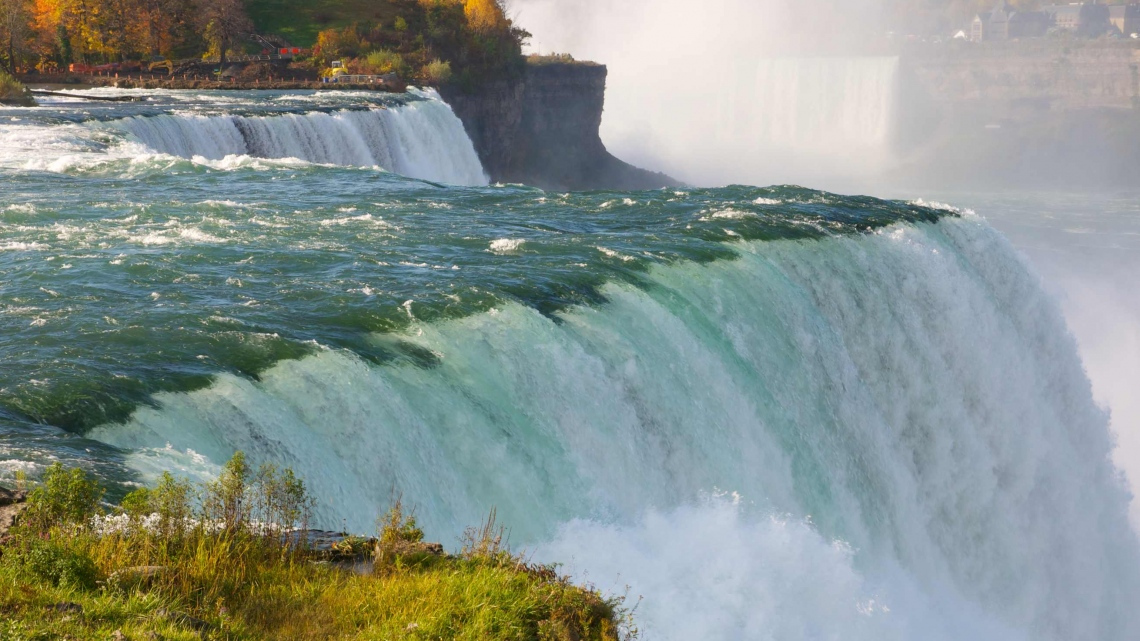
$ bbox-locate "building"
[971,2,1052,41]
[1042,3,1113,37]
[1108,4,1140,36]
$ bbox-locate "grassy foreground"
[0,455,632,640]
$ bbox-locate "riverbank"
[0,458,629,640]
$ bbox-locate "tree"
[0,0,32,72]
[463,0,506,33]
[194,0,250,70]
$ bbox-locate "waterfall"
[745,57,898,154]
[89,213,1140,640]
[113,93,487,186]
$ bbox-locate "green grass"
[0,536,626,640]
[246,0,406,47]
[0,458,632,640]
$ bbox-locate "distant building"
[1108,4,1140,36]
[1042,3,1113,37]
[971,2,1052,41]
[971,2,1122,41]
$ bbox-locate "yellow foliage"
[463,0,505,32]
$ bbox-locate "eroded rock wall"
[441,62,677,191]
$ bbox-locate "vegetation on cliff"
[0,455,633,640]
[309,0,527,88]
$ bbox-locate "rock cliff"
[441,61,677,191]
[891,40,1140,189]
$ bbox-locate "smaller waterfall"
[114,94,487,186]
[747,57,898,154]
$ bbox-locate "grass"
[0,458,633,640]
[246,0,407,47]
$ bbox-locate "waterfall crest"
[114,92,487,185]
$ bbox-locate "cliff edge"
[441,60,678,191]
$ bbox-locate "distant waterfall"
[745,57,898,154]
[114,94,487,186]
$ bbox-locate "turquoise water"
[2,90,1139,640]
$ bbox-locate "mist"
[508,0,1140,193]
[509,0,898,190]
[509,0,895,190]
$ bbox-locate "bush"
[0,70,33,106]
[23,463,105,532]
[315,25,365,62]
[420,58,453,84]
[363,49,405,75]
[250,463,314,534]
[23,539,99,590]
[120,471,196,536]
[202,451,249,532]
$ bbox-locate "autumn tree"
[463,0,506,33]
[0,0,32,71]
[194,0,250,68]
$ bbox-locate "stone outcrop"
[0,487,29,539]
[441,61,678,191]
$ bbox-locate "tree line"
[0,0,526,80]
[0,0,254,72]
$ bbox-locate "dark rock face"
[442,62,678,191]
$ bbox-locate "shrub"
[315,25,365,62]
[420,58,453,84]
[199,452,314,535]
[363,49,405,75]
[202,451,249,532]
[461,507,509,561]
[0,71,33,106]
[23,463,105,532]
[374,499,429,570]
[250,463,314,534]
[23,539,99,590]
[121,471,196,536]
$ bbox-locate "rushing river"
[1,89,1138,640]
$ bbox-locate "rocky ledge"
[442,60,678,191]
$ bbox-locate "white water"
[91,213,1140,639]
[116,103,486,185]
[0,89,488,186]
